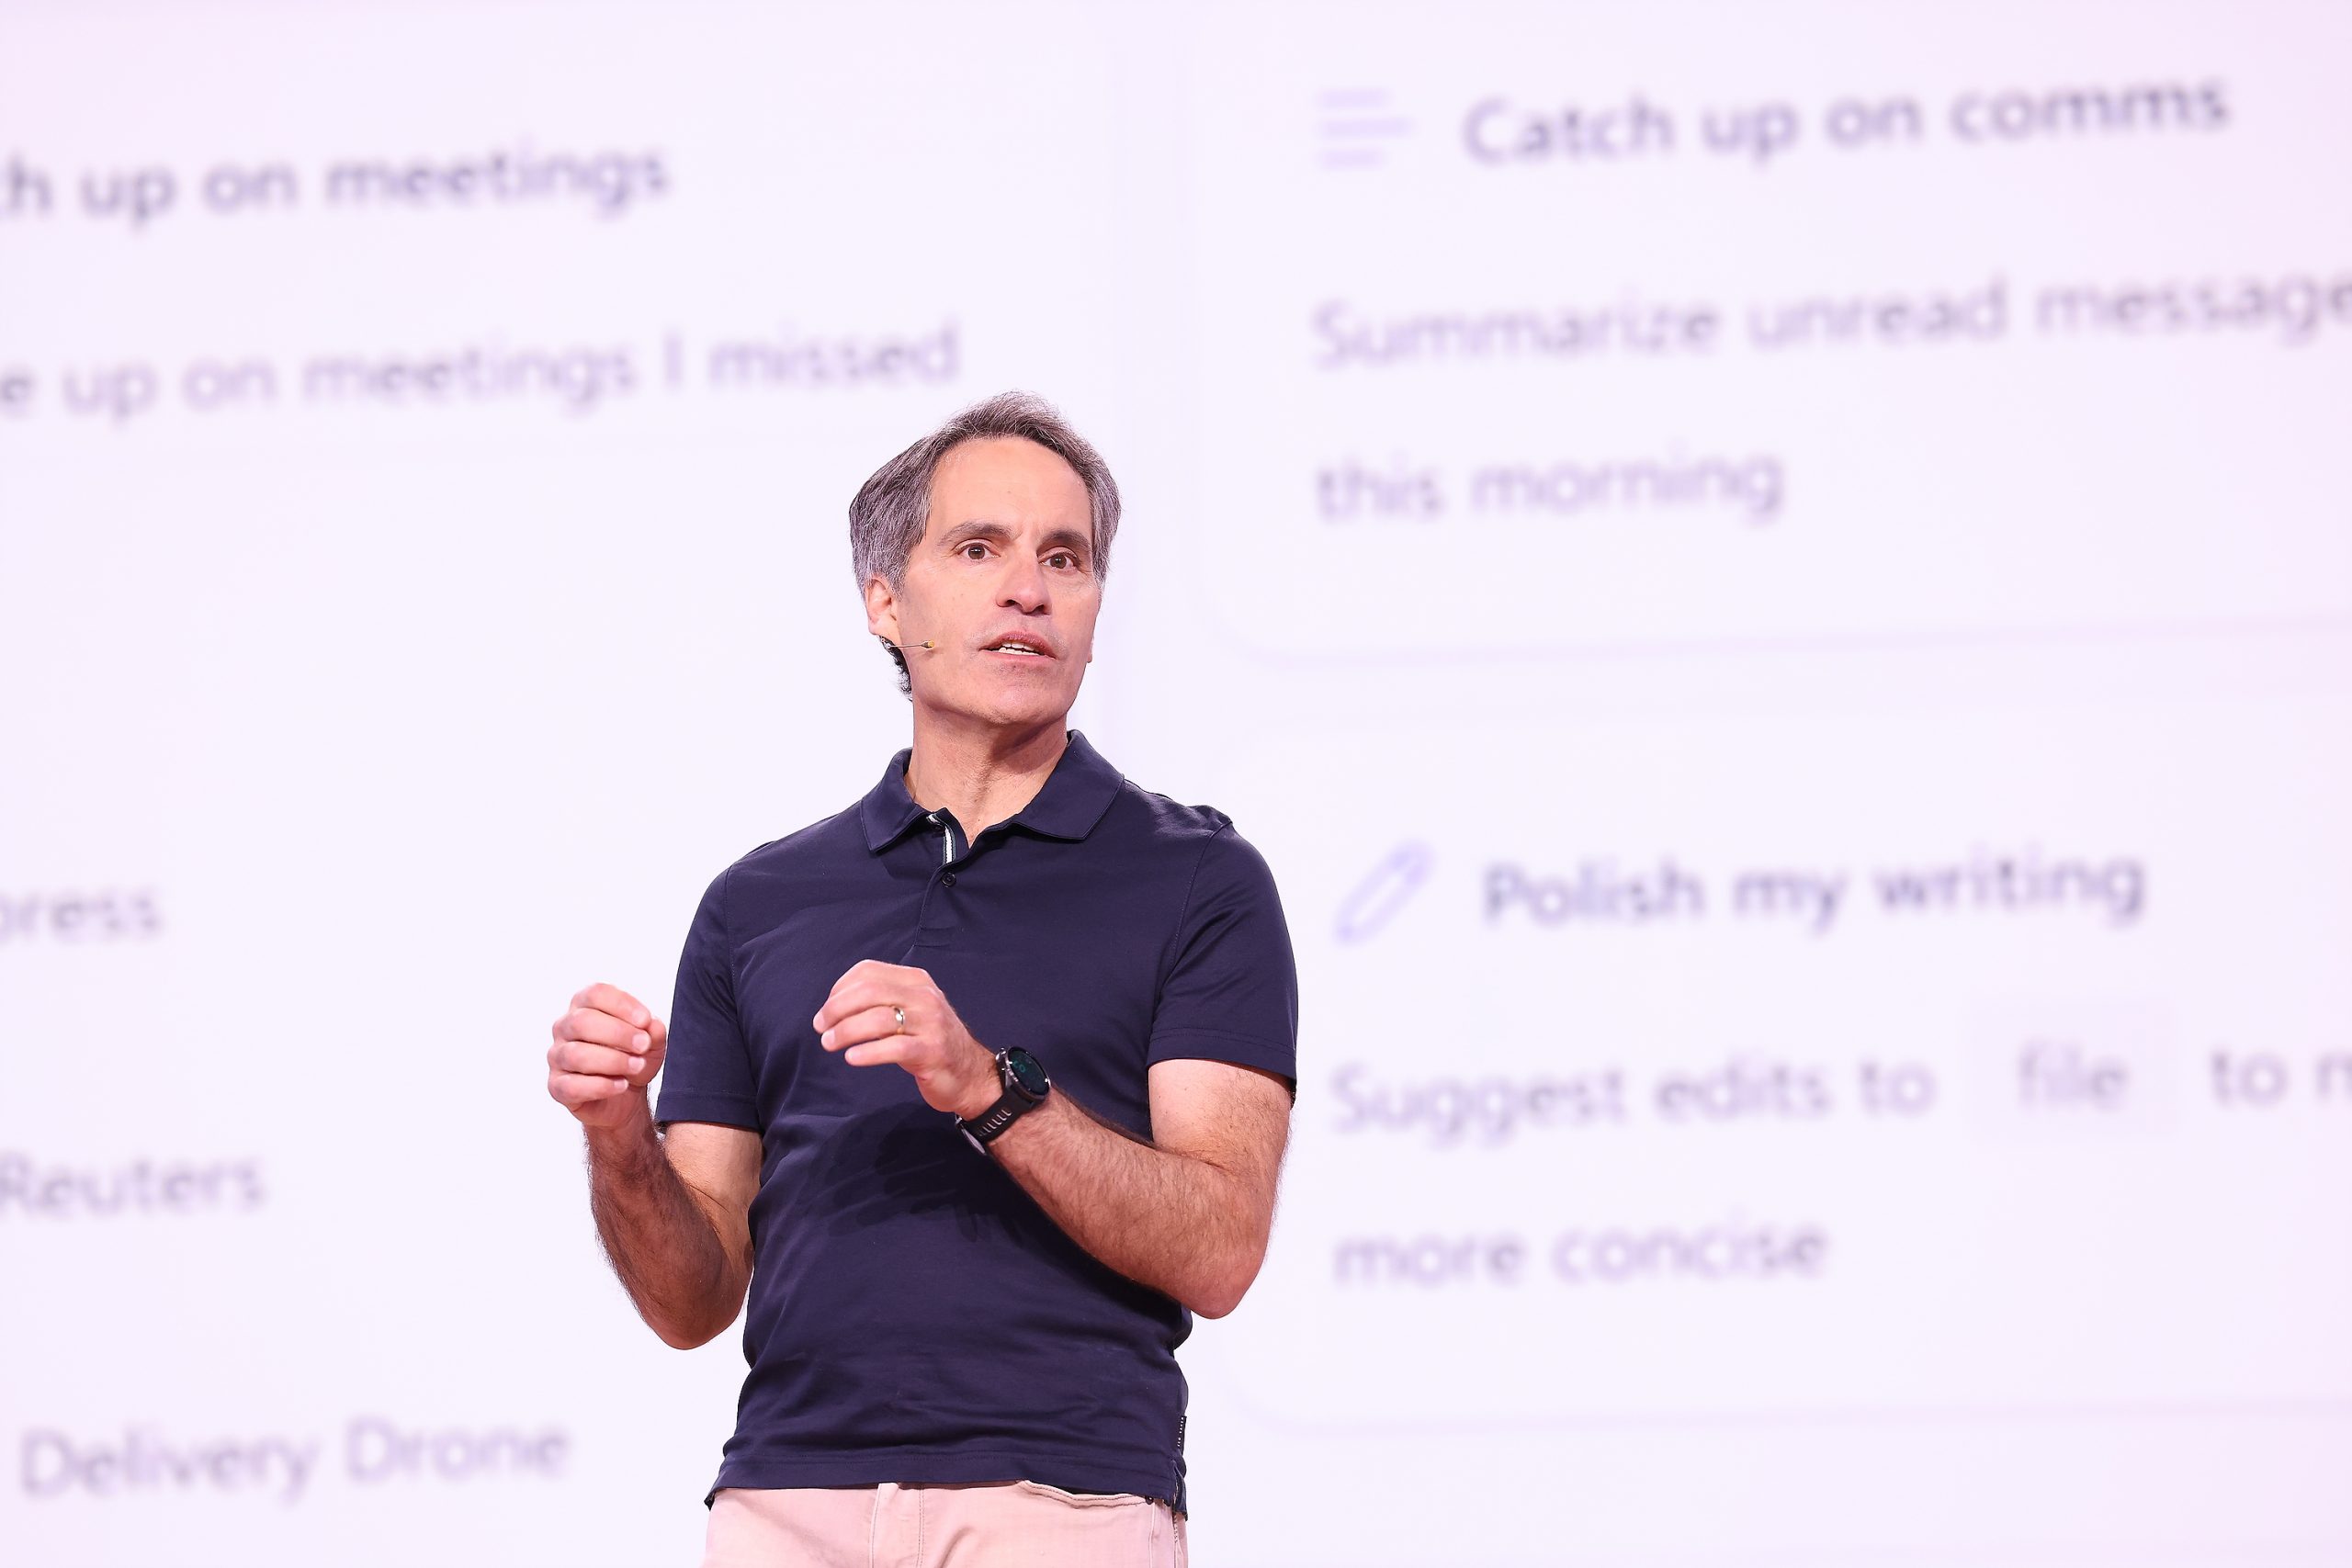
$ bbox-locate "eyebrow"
[940,520,1092,558]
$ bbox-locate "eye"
[961,541,990,561]
[1046,551,1078,571]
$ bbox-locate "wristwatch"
[959,1046,1051,1154]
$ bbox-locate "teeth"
[994,644,1039,654]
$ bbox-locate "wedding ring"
[891,1004,907,1033]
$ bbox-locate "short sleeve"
[652,866,760,1130]
[1147,824,1298,1086]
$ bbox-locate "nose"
[998,550,1049,614]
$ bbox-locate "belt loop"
[868,1481,894,1565]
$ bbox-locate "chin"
[987,694,1075,728]
[922,679,1076,730]
[978,678,1080,728]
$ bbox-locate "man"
[545,391,1298,1567]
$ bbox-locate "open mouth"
[982,637,1054,659]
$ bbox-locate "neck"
[902,705,1070,841]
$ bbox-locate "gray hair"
[848,390,1122,693]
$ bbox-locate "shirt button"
[943,872,957,887]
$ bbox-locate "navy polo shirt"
[652,730,1297,1511]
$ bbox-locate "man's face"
[865,436,1102,729]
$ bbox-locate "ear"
[864,575,900,648]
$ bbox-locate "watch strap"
[959,1050,1048,1153]
[963,1087,1032,1146]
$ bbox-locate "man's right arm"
[549,983,761,1350]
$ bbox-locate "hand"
[814,960,999,1120]
[548,982,667,1131]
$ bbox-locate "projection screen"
[5,4,2347,1563]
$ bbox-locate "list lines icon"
[1318,88,1411,170]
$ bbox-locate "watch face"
[1003,1047,1050,1099]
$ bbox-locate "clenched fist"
[548,982,667,1130]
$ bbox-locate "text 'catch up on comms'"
[1319,76,2233,172]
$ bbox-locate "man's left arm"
[816,824,1297,1317]
[808,959,1288,1316]
[813,955,1292,1317]
[989,1057,1292,1318]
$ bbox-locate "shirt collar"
[857,728,1124,853]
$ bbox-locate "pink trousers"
[700,1481,1186,1568]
